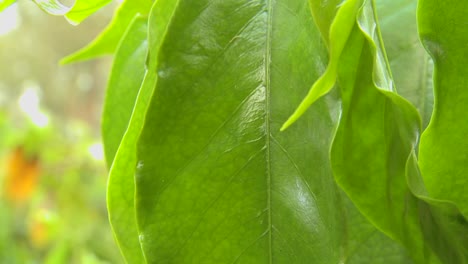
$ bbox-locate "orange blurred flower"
[4,146,40,205]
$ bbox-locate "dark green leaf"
[134,0,416,262]
[300,0,468,263]
[377,0,433,127]
[278,0,468,262]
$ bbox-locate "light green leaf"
[105,16,149,264]
[418,0,468,218]
[134,0,415,262]
[33,0,70,15]
[102,15,148,170]
[106,0,184,262]
[0,0,15,12]
[62,0,153,64]
[32,0,110,25]
[281,0,360,130]
[65,0,111,25]
[308,0,341,46]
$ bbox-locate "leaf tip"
[59,56,73,65]
[280,117,296,132]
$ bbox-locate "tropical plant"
[3,0,467,263]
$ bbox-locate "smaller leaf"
[105,16,149,263]
[62,0,153,63]
[281,0,360,131]
[32,0,110,25]
[107,0,183,261]
[102,14,148,167]
[0,0,16,12]
[33,0,70,16]
[65,0,111,25]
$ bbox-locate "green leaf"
[281,0,360,130]
[135,0,346,262]
[341,195,414,264]
[102,15,148,170]
[33,0,70,16]
[65,0,111,25]
[308,0,341,46]
[418,0,468,218]
[133,0,416,262]
[32,0,110,25]
[376,0,434,128]
[0,0,15,12]
[62,0,153,64]
[313,0,468,263]
[106,0,184,262]
[405,153,468,264]
[105,16,149,263]
[323,1,432,262]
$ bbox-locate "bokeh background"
[0,2,123,263]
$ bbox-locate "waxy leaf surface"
[135,0,347,262]
[133,0,422,263]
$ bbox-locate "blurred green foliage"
[0,2,122,263]
[0,107,123,263]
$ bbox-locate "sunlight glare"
[18,85,50,128]
[88,142,104,161]
[0,3,21,36]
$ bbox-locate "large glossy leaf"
[62,0,153,63]
[418,0,468,218]
[132,0,419,262]
[106,0,184,262]
[135,0,350,262]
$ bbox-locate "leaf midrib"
[264,0,274,263]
